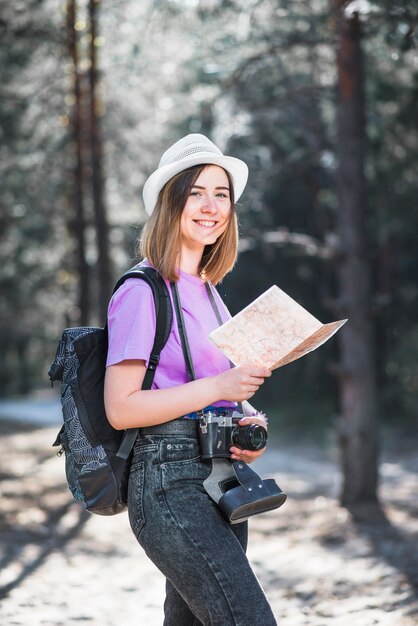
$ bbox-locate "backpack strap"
[113,265,173,460]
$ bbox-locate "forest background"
[1,0,417,507]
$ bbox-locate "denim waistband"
[140,419,199,437]
[139,407,242,437]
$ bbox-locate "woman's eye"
[216,193,228,198]
[190,191,201,196]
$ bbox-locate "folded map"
[209,285,347,370]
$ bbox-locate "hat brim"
[142,152,249,215]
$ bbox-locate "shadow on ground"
[0,420,90,600]
[1,418,418,625]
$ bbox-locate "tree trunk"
[333,2,379,505]
[67,0,90,324]
[88,0,112,321]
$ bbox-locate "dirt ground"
[0,419,417,626]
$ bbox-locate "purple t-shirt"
[106,267,236,409]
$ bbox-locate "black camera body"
[198,410,267,460]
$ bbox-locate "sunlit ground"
[1,419,417,626]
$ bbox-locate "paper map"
[209,285,347,370]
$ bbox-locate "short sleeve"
[106,278,157,367]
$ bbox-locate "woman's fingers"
[215,365,271,402]
[238,415,267,429]
[230,446,266,463]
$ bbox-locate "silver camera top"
[199,410,244,433]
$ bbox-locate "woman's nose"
[201,195,217,213]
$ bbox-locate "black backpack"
[49,264,173,515]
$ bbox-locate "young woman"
[104,134,276,625]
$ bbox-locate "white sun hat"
[142,133,249,215]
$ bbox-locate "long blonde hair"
[139,164,238,284]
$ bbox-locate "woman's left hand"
[229,414,268,464]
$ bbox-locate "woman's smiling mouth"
[194,220,217,228]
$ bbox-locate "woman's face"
[180,165,232,254]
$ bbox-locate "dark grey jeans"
[128,432,277,626]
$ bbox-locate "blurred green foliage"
[0,0,417,430]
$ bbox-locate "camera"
[198,410,267,460]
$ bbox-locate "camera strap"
[170,280,225,382]
[170,281,197,381]
[171,280,287,524]
[203,458,287,524]
[205,282,224,326]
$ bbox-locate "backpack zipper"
[53,424,67,456]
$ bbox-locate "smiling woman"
[140,159,238,285]
[180,165,232,263]
[103,134,276,625]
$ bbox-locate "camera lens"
[232,424,267,451]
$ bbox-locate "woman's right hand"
[213,365,272,402]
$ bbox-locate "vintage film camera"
[198,410,287,523]
[198,410,267,460]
